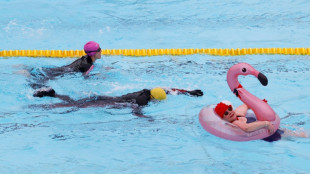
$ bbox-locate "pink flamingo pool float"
[199,63,280,141]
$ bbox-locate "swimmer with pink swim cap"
[32,41,102,96]
[84,41,102,61]
[82,41,101,75]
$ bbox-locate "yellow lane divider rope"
[0,48,310,58]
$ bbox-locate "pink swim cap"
[84,41,100,56]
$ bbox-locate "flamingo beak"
[258,72,268,86]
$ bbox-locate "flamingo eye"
[242,68,246,72]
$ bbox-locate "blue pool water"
[1,0,310,173]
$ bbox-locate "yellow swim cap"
[150,87,167,100]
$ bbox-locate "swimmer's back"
[117,89,151,106]
[43,55,93,77]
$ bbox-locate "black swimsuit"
[42,55,93,77]
[30,55,93,89]
[245,116,283,142]
[116,89,151,106]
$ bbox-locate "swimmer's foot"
[33,87,55,97]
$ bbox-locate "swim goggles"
[85,47,101,53]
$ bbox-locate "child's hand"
[266,121,274,134]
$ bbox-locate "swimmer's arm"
[233,120,274,133]
[132,106,150,118]
[163,88,203,96]
[54,94,75,103]
[82,65,95,76]
[234,104,249,117]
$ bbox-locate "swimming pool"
[1,0,310,173]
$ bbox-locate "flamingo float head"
[227,63,268,92]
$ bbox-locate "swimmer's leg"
[54,94,76,103]
[26,67,51,89]
[33,87,75,103]
[281,128,309,138]
[58,107,80,114]
[14,69,31,77]
[28,102,75,110]
[261,128,309,142]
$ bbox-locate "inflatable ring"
[199,63,280,141]
[199,105,280,141]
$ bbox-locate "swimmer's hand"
[265,121,274,134]
[187,90,203,96]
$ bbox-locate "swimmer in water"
[29,41,102,90]
[31,87,203,117]
[215,101,309,142]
